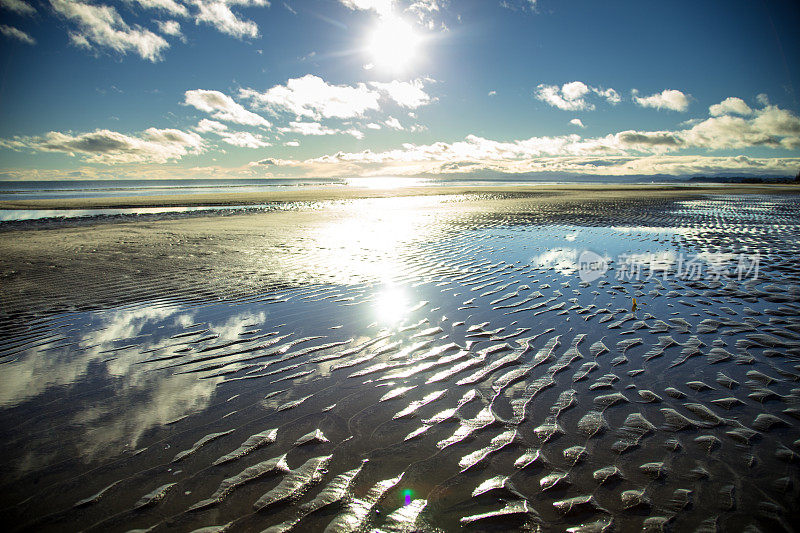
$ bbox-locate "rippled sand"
[1,189,799,532]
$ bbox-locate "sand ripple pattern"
[0,194,799,531]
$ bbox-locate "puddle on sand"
[0,194,799,532]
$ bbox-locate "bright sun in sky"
[366,16,421,72]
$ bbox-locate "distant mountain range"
[686,175,799,183]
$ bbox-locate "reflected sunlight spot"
[366,16,421,71]
[375,287,409,325]
[278,196,445,285]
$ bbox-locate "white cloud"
[276,121,364,139]
[127,0,188,16]
[0,0,36,15]
[54,0,271,55]
[31,0,273,61]
[155,19,183,38]
[184,89,271,127]
[240,76,434,125]
[217,130,271,148]
[240,75,382,120]
[278,134,607,176]
[570,118,585,128]
[262,145,800,179]
[0,127,204,163]
[538,81,590,110]
[756,93,769,106]
[535,81,618,111]
[384,116,403,130]
[252,102,800,178]
[488,90,496,96]
[632,89,690,112]
[593,87,621,104]
[69,32,91,49]
[191,0,269,39]
[684,105,800,150]
[366,122,382,129]
[369,79,433,108]
[500,0,538,12]
[610,104,800,152]
[338,0,392,16]
[536,84,581,110]
[194,117,270,148]
[613,154,800,177]
[709,97,752,117]
[406,0,445,30]
[752,106,800,138]
[195,118,228,132]
[561,81,589,101]
[0,24,35,45]
[285,140,300,146]
[51,0,170,62]
[279,121,339,135]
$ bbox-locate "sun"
[366,16,421,72]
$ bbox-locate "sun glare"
[367,16,421,71]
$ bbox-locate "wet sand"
[1,185,798,318]
[1,186,799,532]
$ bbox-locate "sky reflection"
[0,303,276,470]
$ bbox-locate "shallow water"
[0,194,799,532]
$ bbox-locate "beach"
[1,184,798,317]
[1,184,799,532]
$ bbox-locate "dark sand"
[1,185,799,532]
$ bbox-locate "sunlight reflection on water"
[278,196,448,285]
[374,286,410,325]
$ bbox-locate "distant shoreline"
[1,183,798,210]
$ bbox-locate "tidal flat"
[0,186,799,532]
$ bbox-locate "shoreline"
[1,183,799,210]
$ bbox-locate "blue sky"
[0,0,799,180]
